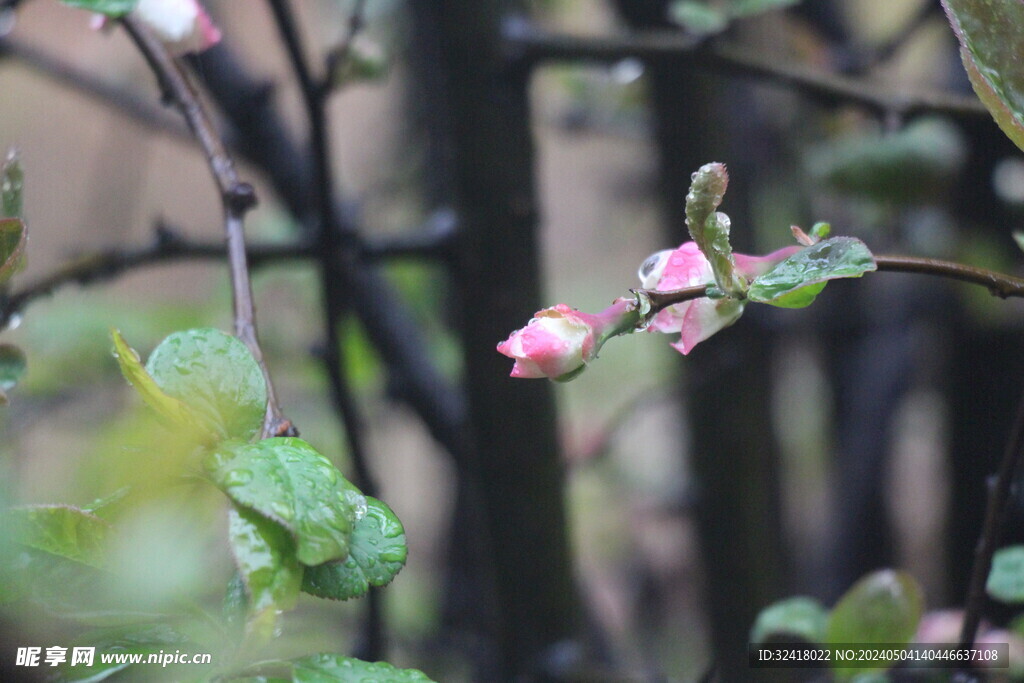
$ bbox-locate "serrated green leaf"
[826,570,923,674]
[146,328,267,442]
[58,0,138,17]
[942,0,1024,152]
[302,497,407,601]
[0,217,26,285]
[987,545,1024,603]
[0,343,26,398]
[751,596,828,644]
[229,505,302,620]
[748,237,876,308]
[3,149,23,218]
[10,505,110,568]
[111,329,216,441]
[292,653,436,682]
[205,438,358,566]
[81,487,130,518]
[669,1,729,34]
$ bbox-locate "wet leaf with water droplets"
[0,343,26,399]
[145,328,266,442]
[111,329,217,441]
[747,237,876,308]
[942,0,1024,153]
[291,652,435,682]
[206,438,356,566]
[228,504,302,634]
[302,496,407,601]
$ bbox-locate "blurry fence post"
[429,1,583,678]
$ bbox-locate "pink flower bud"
[132,0,221,56]
[497,300,634,380]
[640,241,799,354]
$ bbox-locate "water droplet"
[3,313,22,332]
[224,469,253,486]
[269,501,293,520]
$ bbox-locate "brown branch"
[121,16,291,438]
[957,388,1024,669]
[875,254,1024,298]
[506,26,989,121]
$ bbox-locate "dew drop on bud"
[638,249,673,289]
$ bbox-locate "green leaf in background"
[302,497,407,601]
[0,342,26,404]
[806,118,966,204]
[826,570,923,675]
[145,328,267,442]
[111,329,216,441]
[668,1,729,35]
[58,0,138,17]
[942,0,1024,152]
[206,438,359,566]
[10,505,109,569]
[730,0,801,18]
[81,487,130,518]
[750,596,828,644]
[2,149,23,218]
[747,237,877,308]
[228,505,302,625]
[0,217,26,285]
[987,545,1024,603]
[292,653,435,682]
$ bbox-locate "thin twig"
[121,16,291,438]
[0,34,188,141]
[265,0,383,659]
[875,254,1024,298]
[506,25,989,122]
[956,388,1024,677]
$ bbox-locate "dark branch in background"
[265,0,383,660]
[0,226,312,326]
[505,22,988,122]
[844,0,940,75]
[0,34,188,141]
[956,388,1024,678]
[120,16,291,438]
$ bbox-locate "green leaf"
[810,222,832,241]
[806,118,965,203]
[0,217,26,285]
[747,237,877,308]
[730,0,801,18]
[81,487,131,518]
[291,653,436,682]
[228,505,302,620]
[2,149,23,218]
[0,343,26,401]
[987,545,1024,603]
[668,1,729,35]
[302,497,407,601]
[751,596,828,644]
[145,328,267,442]
[942,0,1024,152]
[58,0,139,17]
[9,505,110,568]
[111,329,216,441]
[205,438,360,566]
[826,570,923,674]
[686,162,729,248]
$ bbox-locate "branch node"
[227,182,258,213]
